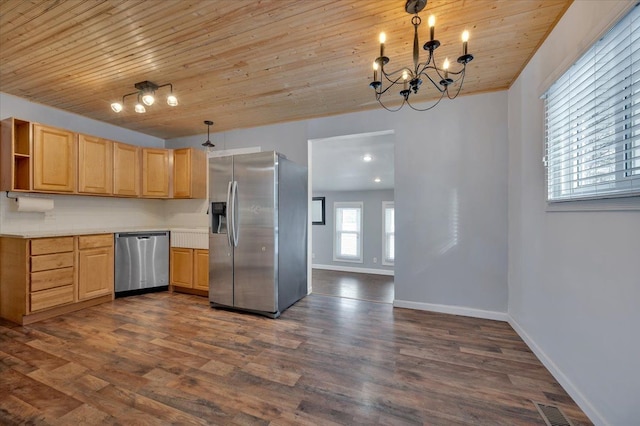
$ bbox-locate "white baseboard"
[508,317,606,426]
[393,299,508,322]
[312,264,394,276]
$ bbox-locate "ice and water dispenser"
[211,202,227,234]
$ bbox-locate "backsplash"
[0,193,167,234]
[164,198,209,228]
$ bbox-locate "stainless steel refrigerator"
[208,151,307,318]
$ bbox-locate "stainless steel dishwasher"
[115,231,169,296]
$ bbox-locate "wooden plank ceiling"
[0,0,572,140]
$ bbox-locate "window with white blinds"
[544,4,640,201]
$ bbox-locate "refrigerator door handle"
[226,181,233,247]
[231,180,239,247]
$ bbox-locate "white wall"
[0,92,167,234]
[312,189,394,273]
[167,92,509,318]
[308,92,509,318]
[0,93,165,147]
[507,1,640,425]
[166,120,308,165]
[165,120,309,229]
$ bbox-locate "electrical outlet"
[373,257,377,263]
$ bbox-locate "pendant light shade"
[202,120,215,148]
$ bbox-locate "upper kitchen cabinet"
[113,142,140,197]
[173,148,206,199]
[78,134,113,195]
[1,118,32,191]
[33,123,77,193]
[142,148,170,198]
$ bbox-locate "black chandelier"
[369,0,474,112]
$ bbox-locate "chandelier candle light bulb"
[462,30,469,55]
[428,15,435,41]
[443,58,449,79]
[379,32,386,58]
[373,61,379,82]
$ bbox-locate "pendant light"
[202,120,215,148]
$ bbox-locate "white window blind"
[333,202,363,263]
[544,4,640,201]
[382,202,394,265]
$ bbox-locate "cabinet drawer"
[31,237,74,255]
[31,252,74,272]
[78,234,113,250]
[30,285,74,312]
[31,267,74,292]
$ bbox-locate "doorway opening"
[307,130,395,304]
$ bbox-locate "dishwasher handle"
[115,231,169,239]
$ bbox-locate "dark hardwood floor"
[312,269,394,304]
[0,292,591,425]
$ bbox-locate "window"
[382,201,394,265]
[333,202,363,263]
[544,5,639,201]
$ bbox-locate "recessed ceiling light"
[363,154,372,162]
[374,177,381,183]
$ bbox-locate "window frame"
[333,201,364,263]
[382,201,394,266]
[543,4,640,202]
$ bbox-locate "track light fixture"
[202,120,215,148]
[111,81,178,113]
[369,0,474,112]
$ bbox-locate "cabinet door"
[78,246,114,300]
[173,148,206,199]
[173,148,191,198]
[113,142,140,196]
[78,134,113,194]
[33,124,76,192]
[170,248,193,288]
[142,148,169,198]
[193,249,209,291]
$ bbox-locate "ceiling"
[312,131,395,192]
[0,0,571,140]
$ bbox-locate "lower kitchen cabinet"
[170,247,193,288]
[29,237,75,313]
[171,247,209,294]
[0,234,114,325]
[77,234,114,300]
[193,249,210,291]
